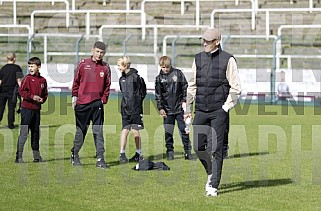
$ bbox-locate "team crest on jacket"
[100,71,104,77]
[41,84,45,89]
[172,75,177,82]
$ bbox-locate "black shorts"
[122,114,144,130]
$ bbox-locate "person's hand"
[182,102,186,112]
[184,113,192,121]
[72,96,78,109]
[33,95,42,102]
[159,109,167,118]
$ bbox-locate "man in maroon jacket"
[15,57,48,163]
[70,41,111,169]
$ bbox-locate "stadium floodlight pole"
[75,34,85,65]
[171,36,180,67]
[26,33,35,73]
[126,0,130,11]
[123,34,132,55]
[271,36,281,104]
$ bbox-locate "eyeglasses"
[203,39,216,45]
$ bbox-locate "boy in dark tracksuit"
[15,57,48,163]
[70,41,111,169]
[155,56,194,160]
[117,56,146,163]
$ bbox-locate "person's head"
[159,56,171,74]
[117,56,131,73]
[92,41,106,62]
[201,28,221,53]
[6,53,16,63]
[28,57,41,75]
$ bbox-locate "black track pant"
[16,108,41,159]
[0,90,16,126]
[71,100,105,159]
[192,109,229,189]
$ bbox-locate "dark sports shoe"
[119,153,128,164]
[129,152,143,162]
[8,124,15,129]
[33,156,43,162]
[167,151,174,160]
[184,153,196,160]
[223,150,228,159]
[71,154,82,166]
[15,158,24,163]
[96,159,109,169]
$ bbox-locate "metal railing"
[0,0,69,25]
[211,7,321,38]
[30,9,142,37]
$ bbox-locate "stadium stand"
[0,0,320,98]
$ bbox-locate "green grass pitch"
[0,94,320,210]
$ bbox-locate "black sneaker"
[129,152,143,162]
[33,156,43,162]
[96,159,109,169]
[167,151,174,160]
[184,153,196,160]
[15,158,24,163]
[119,153,128,164]
[223,150,228,159]
[71,154,82,166]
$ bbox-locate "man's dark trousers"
[192,109,228,189]
[72,100,105,159]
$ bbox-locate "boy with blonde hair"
[155,56,194,160]
[117,56,146,163]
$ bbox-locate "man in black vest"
[185,28,241,197]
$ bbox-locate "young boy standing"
[155,56,194,160]
[15,57,48,163]
[117,56,146,163]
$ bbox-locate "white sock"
[207,174,212,185]
[120,149,125,154]
[136,149,142,155]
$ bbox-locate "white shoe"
[206,186,218,197]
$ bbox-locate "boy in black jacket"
[155,56,194,160]
[117,56,146,163]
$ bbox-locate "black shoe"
[8,124,15,129]
[119,153,128,164]
[33,156,43,162]
[184,153,196,160]
[71,154,82,166]
[129,152,143,162]
[223,150,228,159]
[15,158,24,163]
[167,151,174,160]
[96,159,109,169]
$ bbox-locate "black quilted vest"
[195,47,232,112]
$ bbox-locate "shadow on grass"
[149,151,269,161]
[227,151,269,159]
[147,151,195,161]
[219,178,293,194]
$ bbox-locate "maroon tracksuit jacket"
[19,74,48,110]
[72,58,111,105]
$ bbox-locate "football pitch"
[0,94,320,210]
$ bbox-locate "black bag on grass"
[132,160,170,171]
